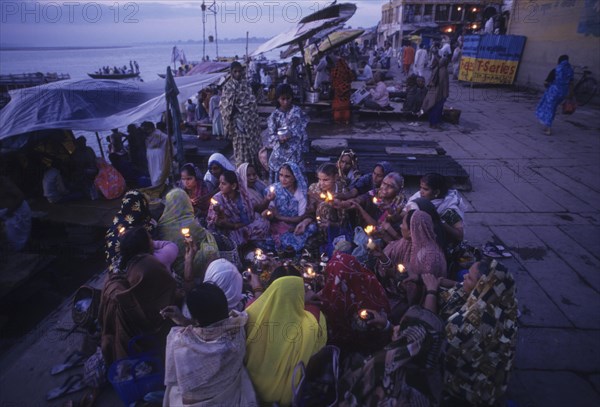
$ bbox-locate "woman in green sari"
[157,188,219,282]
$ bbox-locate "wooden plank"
[386,146,440,155]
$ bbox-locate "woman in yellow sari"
[245,276,327,406]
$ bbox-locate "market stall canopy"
[251,17,343,56]
[315,29,365,55]
[299,2,357,24]
[184,61,230,75]
[0,73,224,143]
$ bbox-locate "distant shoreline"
[1,46,133,51]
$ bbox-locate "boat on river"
[87,72,140,80]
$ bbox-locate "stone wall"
[508,0,600,91]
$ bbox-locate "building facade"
[378,0,503,48]
[507,0,600,93]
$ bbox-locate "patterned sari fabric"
[338,306,445,407]
[267,105,309,179]
[236,162,266,210]
[265,162,317,252]
[105,190,155,273]
[206,190,269,246]
[219,76,261,167]
[321,252,391,354]
[156,189,219,280]
[331,58,354,123]
[536,60,574,127]
[245,276,327,406]
[438,261,518,406]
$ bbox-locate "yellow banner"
[459,57,520,84]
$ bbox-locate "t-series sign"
[459,57,519,84]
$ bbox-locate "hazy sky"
[0,0,384,46]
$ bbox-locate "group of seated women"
[96,150,517,407]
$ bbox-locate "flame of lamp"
[326,191,333,202]
[359,309,369,320]
[372,197,379,204]
[269,186,275,193]
[181,227,191,238]
[365,225,375,235]
[397,264,406,273]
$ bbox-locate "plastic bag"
[351,226,369,262]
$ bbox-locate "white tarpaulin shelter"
[0,73,224,143]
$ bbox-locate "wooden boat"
[87,72,140,79]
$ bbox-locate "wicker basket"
[212,232,242,270]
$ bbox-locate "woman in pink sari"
[373,208,446,322]
[207,170,269,247]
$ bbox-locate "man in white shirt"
[413,43,428,77]
[357,61,373,82]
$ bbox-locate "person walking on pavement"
[535,55,574,136]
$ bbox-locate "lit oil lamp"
[367,238,376,250]
[181,227,191,238]
[364,225,375,235]
[397,264,406,274]
[266,210,272,216]
[118,226,126,236]
[269,185,275,193]
[372,196,379,205]
[358,309,373,321]
[303,266,316,279]
[210,198,219,207]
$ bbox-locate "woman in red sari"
[320,251,390,355]
[330,56,354,124]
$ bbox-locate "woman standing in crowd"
[420,51,450,129]
[267,84,309,183]
[219,61,261,167]
[330,55,354,124]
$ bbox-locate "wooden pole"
[95,132,105,160]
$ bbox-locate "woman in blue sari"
[535,55,574,135]
[263,162,317,253]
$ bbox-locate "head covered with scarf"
[105,190,154,273]
[204,258,243,311]
[440,259,518,405]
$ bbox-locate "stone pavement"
[0,77,599,406]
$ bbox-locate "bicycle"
[573,65,598,106]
